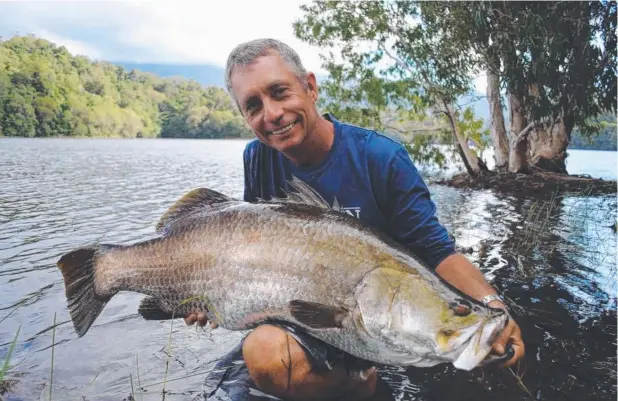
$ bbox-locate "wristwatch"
[480,294,503,306]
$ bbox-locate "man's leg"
[242,324,378,401]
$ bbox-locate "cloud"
[126,0,330,73]
[0,0,328,73]
[33,29,103,59]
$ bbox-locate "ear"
[306,72,318,102]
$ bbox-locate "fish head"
[353,267,508,370]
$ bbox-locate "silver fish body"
[57,178,508,371]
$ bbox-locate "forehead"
[230,53,299,101]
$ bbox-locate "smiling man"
[188,38,524,401]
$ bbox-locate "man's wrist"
[480,294,509,312]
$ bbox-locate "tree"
[294,1,488,175]
[3,87,36,137]
[416,1,617,174]
[294,1,617,176]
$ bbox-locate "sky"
[0,0,487,93]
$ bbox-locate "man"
[187,38,524,401]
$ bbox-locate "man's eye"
[246,102,260,114]
[274,87,288,97]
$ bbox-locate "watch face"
[482,295,501,305]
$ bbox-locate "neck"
[284,116,334,167]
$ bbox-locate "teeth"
[271,121,296,135]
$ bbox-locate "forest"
[0,35,252,139]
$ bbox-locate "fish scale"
[56,177,509,371]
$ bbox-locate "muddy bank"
[435,170,617,198]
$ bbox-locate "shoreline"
[1,136,615,152]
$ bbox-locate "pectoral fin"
[289,300,348,329]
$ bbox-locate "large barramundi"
[57,178,508,371]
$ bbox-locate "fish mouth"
[270,119,299,136]
[451,312,508,371]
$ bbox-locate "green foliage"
[0,35,251,139]
[458,107,490,154]
[293,1,480,168]
[399,105,488,171]
[403,136,447,170]
[0,325,20,385]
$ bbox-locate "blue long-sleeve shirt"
[242,113,456,269]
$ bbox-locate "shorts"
[194,322,394,401]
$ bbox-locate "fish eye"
[449,301,472,317]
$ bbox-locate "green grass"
[0,325,20,394]
[49,312,56,401]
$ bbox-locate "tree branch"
[514,121,537,141]
[515,116,562,142]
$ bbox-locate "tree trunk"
[508,93,528,173]
[527,118,570,174]
[486,60,509,170]
[443,100,487,175]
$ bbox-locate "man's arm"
[381,148,457,269]
[384,147,524,367]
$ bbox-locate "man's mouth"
[270,120,297,136]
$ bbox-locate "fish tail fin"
[56,245,118,337]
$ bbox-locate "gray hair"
[224,38,309,108]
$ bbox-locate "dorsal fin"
[156,188,236,234]
[269,176,343,212]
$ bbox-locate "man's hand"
[184,312,219,329]
[488,301,525,368]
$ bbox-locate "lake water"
[0,138,616,401]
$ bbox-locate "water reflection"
[0,138,615,401]
[400,187,617,401]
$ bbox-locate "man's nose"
[263,99,284,124]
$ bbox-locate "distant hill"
[114,62,226,87]
[0,35,251,139]
[114,62,330,89]
[570,114,617,151]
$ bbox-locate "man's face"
[230,52,319,154]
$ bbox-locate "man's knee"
[242,324,312,397]
[242,325,378,400]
